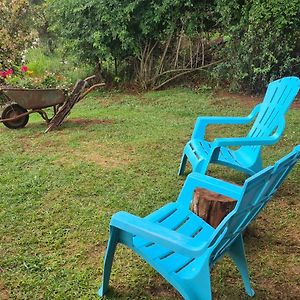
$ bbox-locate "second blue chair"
[178,76,300,176]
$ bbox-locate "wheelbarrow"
[0,75,105,130]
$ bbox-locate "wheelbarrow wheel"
[1,103,29,129]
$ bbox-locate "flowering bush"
[1,65,72,89]
[0,0,33,68]
[0,68,14,78]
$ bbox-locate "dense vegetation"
[48,0,300,92]
[1,0,300,92]
[216,0,300,91]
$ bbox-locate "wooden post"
[191,188,236,228]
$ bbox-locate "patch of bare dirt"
[256,277,300,300]
[146,278,181,299]
[66,118,115,126]
[55,140,134,169]
[85,242,106,266]
[286,263,300,277]
[213,90,261,108]
[213,90,300,109]
[0,281,9,300]
[18,132,68,153]
[17,130,134,169]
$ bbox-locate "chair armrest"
[214,136,277,147]
[213,120,285,147]
[192,103,261,139]
[111,211,209,257]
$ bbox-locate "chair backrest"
[248,77,300,140]
[208,145,300,264]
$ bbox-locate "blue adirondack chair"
[98,145,300,299]
[178,76,300,176]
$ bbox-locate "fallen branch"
[151,59,223,83]
[153,60,223,90]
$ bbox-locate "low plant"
[1,65,72,89]
[26,48,92,80]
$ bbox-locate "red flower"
[21,65,28,73]
[0,71,7,78]
[6,68,14,75]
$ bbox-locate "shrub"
[0,0,33,68]
[216,0,300,93]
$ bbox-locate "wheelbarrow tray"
[2,88,66,110]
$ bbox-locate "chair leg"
[178,153,188,175]
[249,154,263,174]
[194,159,209,175]
[180,263,212,300]
[98,227,119,297]
[228,234,255,297]
[250,161,263,174]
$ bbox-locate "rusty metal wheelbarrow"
[0,76,104,130]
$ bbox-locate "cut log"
[45,80,87,133]
[191,188,236,228]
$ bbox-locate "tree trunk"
[191,188,236,228]
[94,61,103,83]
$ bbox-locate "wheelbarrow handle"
[83,75,96,83]
[77,82,106,102]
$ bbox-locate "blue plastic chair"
[98,145,300,299]
[178,76,300,176]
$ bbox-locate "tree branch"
[153,60,223,90]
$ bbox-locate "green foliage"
[4,70,68,89]
[2,0,298,92]
[48,0,300,92]
[216,0,300,92]
[48,0,218,83]
[5,75,36,89]
[3,47,93,89]
[26,47,92,85]
[25,48,62,76]
[30,0,57,53]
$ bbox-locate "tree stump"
[191,188,236,228]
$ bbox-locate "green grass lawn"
[0,88,299,299]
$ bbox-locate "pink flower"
[0,68,14,78]
[0,71,8,78]
[21,65,28,73]
[7,68,13,75]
